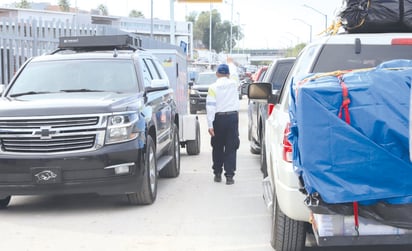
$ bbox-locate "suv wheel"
[271,197,306,251]
[0,196,11,209]
[159,124,180,178]
[128,135,157,205]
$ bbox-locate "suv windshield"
[313,44,412,72]
[8,59,139,96]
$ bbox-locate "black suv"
[0,35,180,208]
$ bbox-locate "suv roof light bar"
[57,34,142,52]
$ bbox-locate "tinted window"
[313,44,412,72]
[267,61,294,91]
[143,58,162,80]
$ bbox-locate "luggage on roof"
[338,0,412,33]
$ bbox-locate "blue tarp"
[289,60,412,204]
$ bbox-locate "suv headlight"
[105,113,139,144]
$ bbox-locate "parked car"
[251,65,268,83]
[252,32,412,251]
[247,58,295,176]
[189,71,217,114]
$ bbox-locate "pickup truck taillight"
[391,38,412,45]
[282,122,292,163]
[267,103,275,116]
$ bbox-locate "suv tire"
[271,197,306,251]
[159,124,180,178]
[128,135,157,205]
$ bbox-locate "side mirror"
[247,82,272,101]
[146,79,169,92]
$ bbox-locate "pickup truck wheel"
[0,196,11,209]
[271,197,306,251]
[186,120,201,155]
[127,135,157,205]
[159,124,180,178]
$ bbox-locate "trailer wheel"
[271,197,306,251]
[127,135,157,205]
[186,119,200,155]
[159,124,180,178]
[0,196,11,209]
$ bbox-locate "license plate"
[31,167,62,184]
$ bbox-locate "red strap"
[338,76,351,124]
[338,75,359,235]
[353,201,359,235]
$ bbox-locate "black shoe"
[226,177,234,185]
[214,175,222,183]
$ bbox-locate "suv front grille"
[0,115,107,154]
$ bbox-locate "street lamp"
[225,0,234,54]
[209,3,213,63]
[237,11,240,54]
[284,32,300,45]
[303,4,328,32]
[293,18,312,43]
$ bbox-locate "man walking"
[206,64,240,185]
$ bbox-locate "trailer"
[150,49,201,155]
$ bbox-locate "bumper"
[189,97,206,109]
[0,140,145,197]
[275,160,311,222]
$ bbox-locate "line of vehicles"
[246,31,412,250]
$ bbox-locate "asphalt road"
[1,98,412,251]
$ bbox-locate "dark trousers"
[211,112,240,177]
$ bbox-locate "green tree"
[192,9,243,53]
[129,10,144,18]
[285,43,306,57]
[185,11,197,23]
[58,0,70,12]
[97,4,108,16]
[14,0,31,8]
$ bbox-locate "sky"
[0,0,344,49]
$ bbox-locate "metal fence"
[0,17,101,84]
[0,17,185,85]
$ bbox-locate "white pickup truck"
[248,32,412,251]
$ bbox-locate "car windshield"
[196,72,217,85]
[8,59,139,96]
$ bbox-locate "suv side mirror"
[247,82,272,101]
[146,79,169,92]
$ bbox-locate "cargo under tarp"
[289,60,412,206]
